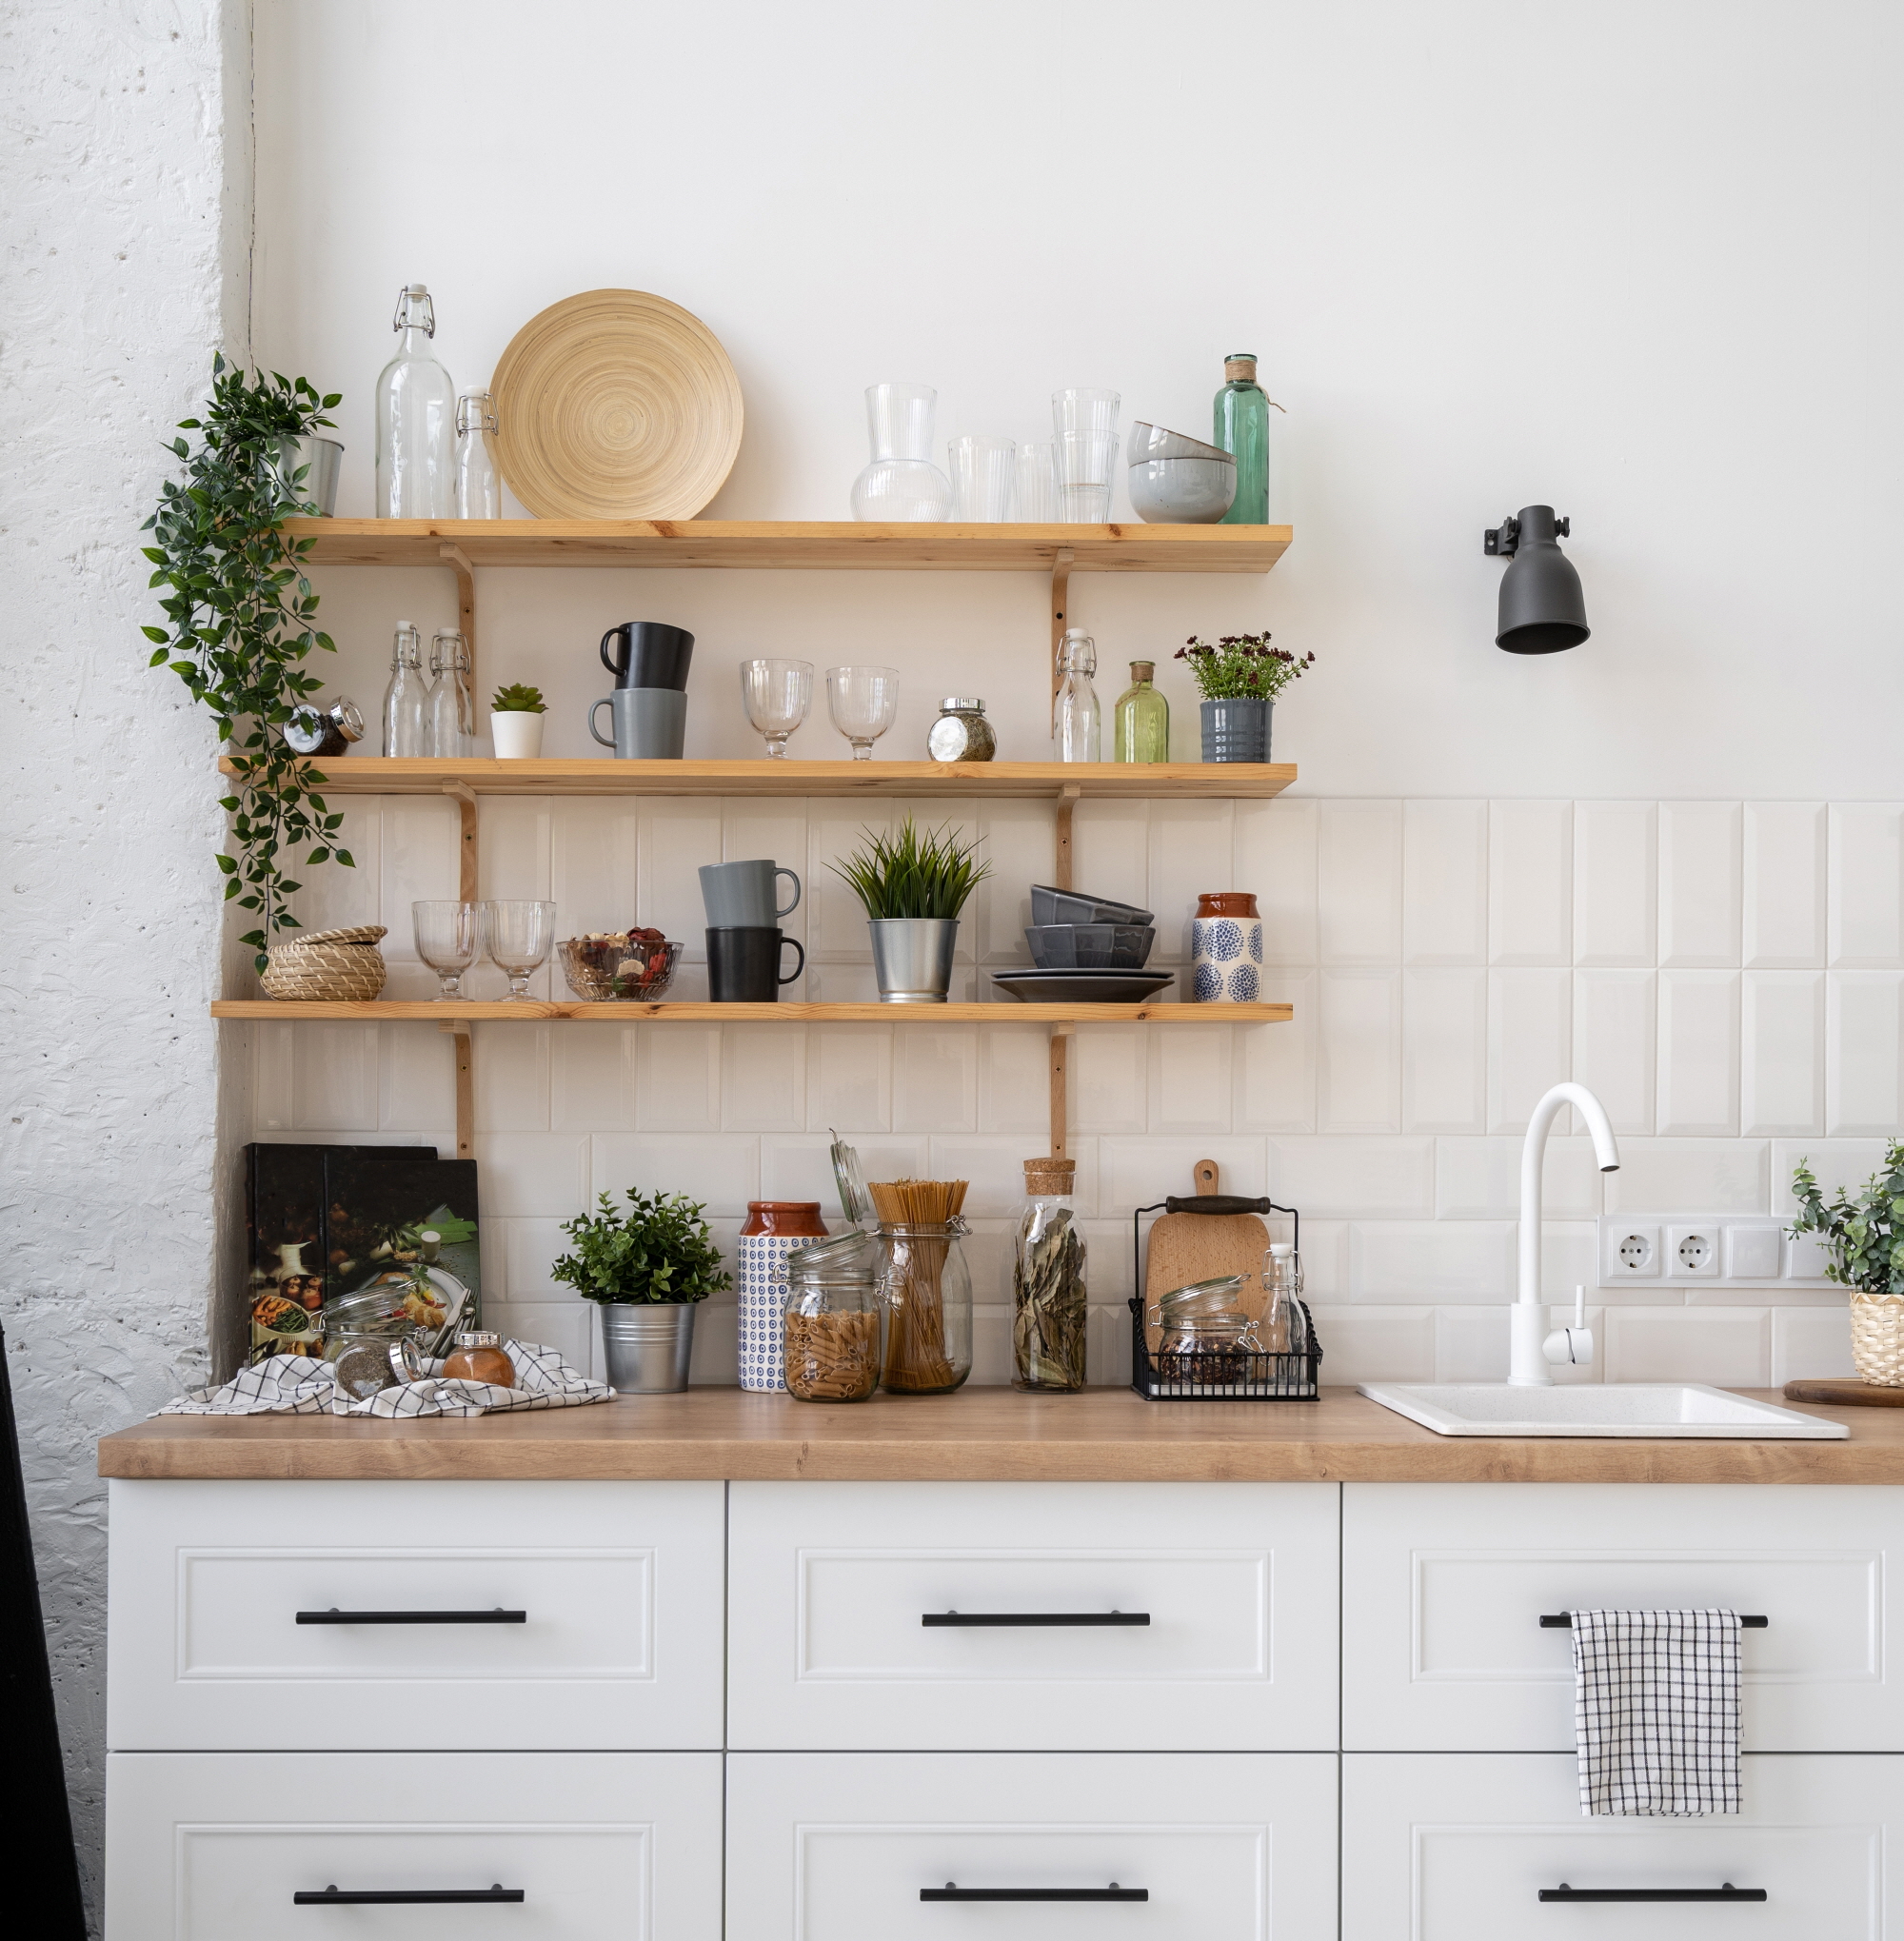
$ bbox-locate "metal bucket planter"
[869,918,958,1003]
[1200,697,1271,763]
[598,1301,697,1392]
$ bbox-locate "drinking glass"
[825,666,900,761]
[1017,441,1061,522]
[740,659,814,759]
[1053,387,1121,441]
[482,900,557,1000]
[947,436,1017,521]
[412,901,481,1000]
[1057,430,1120,523]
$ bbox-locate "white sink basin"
[1359,1381,1848,1438]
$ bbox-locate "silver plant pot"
[273,434,344,517]
[869,918,959,1003]
[598,1301,697,1392]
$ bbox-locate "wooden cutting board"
[1783,1377,1904,1406]
[1142,1160,1287,1337]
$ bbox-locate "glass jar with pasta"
[783,1231,884,1402]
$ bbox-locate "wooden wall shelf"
[212,1000,1293,1025]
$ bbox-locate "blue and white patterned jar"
[737,1203,829,1392]
[1191,893,1264,1003]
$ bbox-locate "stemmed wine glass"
[413,901,481,1000]
[482,900,556,1001]
[740,659,814,759]
[825,665,900,761]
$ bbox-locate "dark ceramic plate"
[1029,884,1156,927]
[991,968,1176,1003]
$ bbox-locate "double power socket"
[1597,1215,1823,1289]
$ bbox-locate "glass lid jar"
[925,697,997,763]
[783,1230,884,1402]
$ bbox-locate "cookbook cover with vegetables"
[319,1151,483,1349]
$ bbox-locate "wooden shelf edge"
[211,1000,1295,1024]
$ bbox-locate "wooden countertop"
[94,1386,1904,1485]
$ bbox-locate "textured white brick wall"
[0,0,248,1918]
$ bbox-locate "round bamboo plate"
[491,288,744,520]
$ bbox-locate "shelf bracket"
[1049,546,1075,703]
[1047,1020,1075,1161]
[440,542,477,688]
[442,781,479,902]
[439,1020,474,1159]
[1054,783,1081,894]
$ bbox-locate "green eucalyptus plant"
[1790,1142,1904,1294]
[141,355,349,969]
[830,816,991,921]
[550,1189,734,1305]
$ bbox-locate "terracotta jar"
[739,1201,829,1392]
[1195,891,1259,919]
[442,1330,516,1387]
[740,1202,828,1238]
[1192,891,1264,1002]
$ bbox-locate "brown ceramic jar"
[740,1201,828,1238]
[1195,892,1260,919]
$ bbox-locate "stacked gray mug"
[588,621,694,758]
[701,861,803,1000]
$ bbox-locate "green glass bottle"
[1215,352,1270,525]
[1113,660,1169,763]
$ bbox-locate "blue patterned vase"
[737,1207,828,1392]
[1191,893,1264,1003]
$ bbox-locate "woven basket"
[261,924,388,1002]
[1850,1291,1904,1387]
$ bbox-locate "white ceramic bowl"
[1127,420,1231,464]
[1127,454,1237,524]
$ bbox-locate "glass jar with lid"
[783,1230,884,1402]
[442,1331,516,1387]
[880,1217,973,1394]
[1151,1274,1261,1383]
[1013,1158,1087,1391]
[925,697,997,763]
[283,696,366,759]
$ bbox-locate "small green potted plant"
[1790,1142,1904,1385]
[490,682,546,760]
[551,1188,732,1391]
[1174,633,1315,763]
[830,817,990,1003]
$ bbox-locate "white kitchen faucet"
[1511,1081,1621,1386]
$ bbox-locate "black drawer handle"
[922,1611,1150,1628]
[295,1608,526,1626]
[1539,1613,1767,1628]
[295,1884,525,1905]
[922,1883,1147,1902]
[1540,1882,1765,1903]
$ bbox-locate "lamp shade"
[1495,504,1589,653]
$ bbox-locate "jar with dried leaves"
[1012,1158,1087,1392]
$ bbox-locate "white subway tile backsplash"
[1301,1303,1438,1382]
[978,1024,1051,1137]
[1435,1305,1512,1381]
[486,1301,595,1375]
[1290,1219,1349,1298]
[1318,801,1402,963]
[1349,1220,1516,1300]
[1487,968,1571,1133]
[472,1020,551,1133]
[1436,1137,1602,1220]
[1072,1023,1146,1134]
[721,1022,808,1132]
[590,1132,758,1217]
[1573,801,1656,966]
[927,1134,1081,1218]
[500,1217,578,1298]
[292,802,383,935]
[1770,1136,1894,1216]
[1489,799,1572,964]
[1571,969,1656,1135]
[1101,1136,1265,1212]
[1604,1305,1770,1385]
[1605,1138,1769,1213]
[478,796,552,901]
[1740,971,1824,1137]
[379,799,462,946]
[1828,803,1904,967]
[1743,802,1825,967]
[1149,800,1237,948]
[1772,1304,1855,1384]
[1541,1223,1602,1302]
[1236,798,1317,965]
[1319,968,1402,1132]
[1069,801,1152,928]
[1826,971,1904,1134]
[1269,1137,1436,1218]
[550,802,641,941]
[894,1022,978,1134]
[808,1022,892,1132]
[1402,800,1488,965]
[550,1024,638,1132]
[638,799,724,946]
[636,1021,722,1131]
[973,802,1053,964]
[292,1022,379,1131]
[473,1132,591,1218]
[1656,969,1740,1136]
[760,1133,923,1209]
[1402,968,1487,1134]
[375,1024,455,1134]
[1147,1020,1234,1135]
[1658,802,1741,967]
[1234,975,1316,1133]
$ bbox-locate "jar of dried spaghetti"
[783,1231,884,1403]
[877,1218,973,1395]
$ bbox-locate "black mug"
[706,926,804,1001]
[601,621,695,691]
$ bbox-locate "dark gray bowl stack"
[1025,886,1157,969]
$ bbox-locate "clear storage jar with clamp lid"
[783,1230,884,1402]
[926,697,996,763]
[1152,1276,1260,1384]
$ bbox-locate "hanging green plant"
[141,354,351,971]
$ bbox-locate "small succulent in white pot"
[490,682,545,759]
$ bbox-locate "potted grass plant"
[551,1188,732,1392]
[1175,632,1316,763]
[830,817,990,1003]
[1790,1142,1904,1386]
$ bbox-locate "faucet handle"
[1544,1288,1595,1372]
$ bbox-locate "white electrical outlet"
[1604,1222,1662,1280]
[1667,1223,1721,1278]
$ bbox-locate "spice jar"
[783,1231,884,1402]
[442,1331,516,1387]
[1152,1275,1261,1385]
[283,696,367,758]
[327,1332,409,1412]
[925,697,997,763]
[1013,1159,1087,1392]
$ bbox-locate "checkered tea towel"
[1571,1609,1742,1817]
[161,1339,613,1417]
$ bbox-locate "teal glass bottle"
[1214,352,1270,525]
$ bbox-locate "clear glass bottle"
[382,622,429,757]
[1113,659,1169,763]
[426,628,475,757]
[455,388,501,519]
[1261,1241,1302,1354]
[1053,628,1101,763]
[1214,353,1272,525]
[879,1218,973,1395]
[1013,1159,1087,1392]
[375,284,457,519]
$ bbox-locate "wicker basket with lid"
[260,924,388,1001]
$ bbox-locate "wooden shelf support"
[440,541,477,684]
[439,1019,474,1159]
[1047,1021,1075,1161]
[443,780,479,901]
[1049,546,1075,702]
[1053,783,1081,894]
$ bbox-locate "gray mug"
[588,686,686,760]
[700,859,801,928]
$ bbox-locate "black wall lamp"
[1484,504,1589,653]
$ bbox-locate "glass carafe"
[850,383,953,522]
[426,628,475,757]
[382,622,428,756]
[1053,628,1102,763]
[375,284,457,518]
[879,1218,972,1393]
[1013,1159,1087,1391]
[455,388,501,518]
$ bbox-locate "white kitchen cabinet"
[727,1751,1338,1939]
[1342,1751,1903,1939]
[1342,1482,1904,1751]
[107,1479,725,1750]
[104,1750,723,1941]
[725,1479,1339,1750]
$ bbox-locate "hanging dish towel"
[1571,1608,1742,1816]
[161,1339,613,1417]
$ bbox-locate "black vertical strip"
[0,1324,89,1938]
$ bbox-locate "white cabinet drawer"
[1342,1752,1904,1940]
[1342,1483,1904,1751]
[726,1480,1339,1750]
[104,1751,721,1941]
[728,1752,1337,1938]
[108,1479,724,1750]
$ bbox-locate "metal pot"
[273,434,344,517]
[869,918,958,1003]
[598,1301,697,1392]
[1199,697,1271,763]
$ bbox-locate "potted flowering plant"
[1174,633,1315,763]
